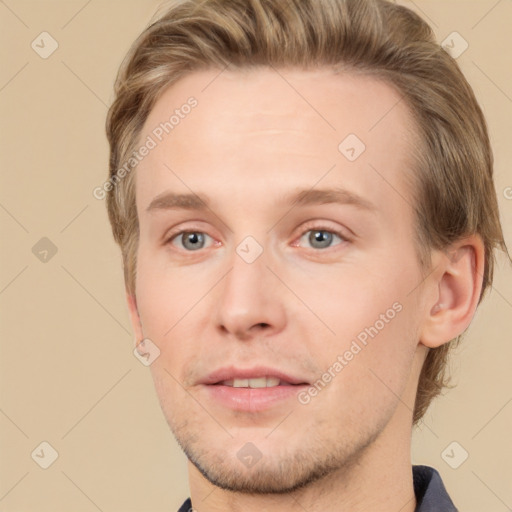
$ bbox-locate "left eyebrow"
[283,187,377,213]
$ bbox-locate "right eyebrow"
[146,192,210,213]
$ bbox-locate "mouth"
[215,377,301,388]
[201,366,309,386]
[200,367,310,412]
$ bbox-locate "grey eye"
[301,230,343,250]
[178,232,207,251]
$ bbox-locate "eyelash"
[165,222,350,252]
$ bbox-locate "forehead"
[135,67,417,218]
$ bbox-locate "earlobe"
[126,292,144,342]
[420,235,485,348]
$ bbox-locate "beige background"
[0,1,511,511]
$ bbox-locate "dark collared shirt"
[413,465,458,511]
[177,464,457,511]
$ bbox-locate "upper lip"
[199,366,310,385]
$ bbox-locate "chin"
[188,451,337,494]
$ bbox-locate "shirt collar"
[413,465,458,511]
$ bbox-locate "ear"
[420,234,485,348]
[126,292,144,343]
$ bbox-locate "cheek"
[148,363,188,429]
[293,247,421,346]
[296,246,422,398]
[135,250,215,381]
[135,249,199,334]
[305,305,419,430]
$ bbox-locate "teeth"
[233,378,249,388]
[221,377,282,388]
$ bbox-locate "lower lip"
[203,384,307,412]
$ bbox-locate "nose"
[214,244,287,341]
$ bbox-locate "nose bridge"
[214,236,286,339]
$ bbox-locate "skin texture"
[126,68,484,512]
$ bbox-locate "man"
[104,0,509,510]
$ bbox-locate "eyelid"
[163,221,215,243]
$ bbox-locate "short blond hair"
[105,0,508,423]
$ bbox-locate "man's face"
[131,68,430,493]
